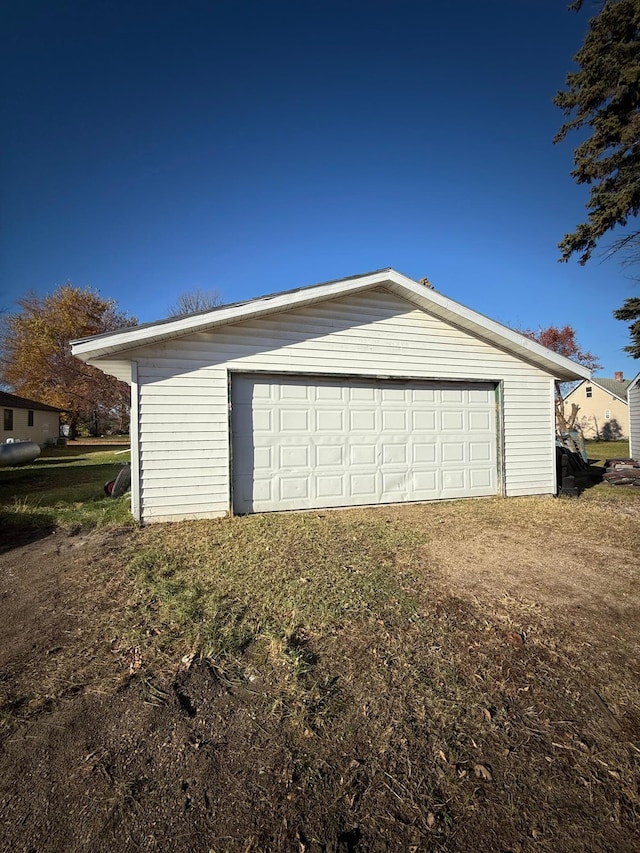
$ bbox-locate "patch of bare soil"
[1,507,639,853]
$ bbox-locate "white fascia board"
[70,270,393,360]
[627,371,640,395]
[71,268,591,381]
[384,272,591,381]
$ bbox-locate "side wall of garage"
[128,287,556,522]
[629,378,640,460]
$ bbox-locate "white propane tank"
[0,440,41,467]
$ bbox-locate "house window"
[28,410,34,427]
[605,410,611,420]
[4,409,13,430]
[586,386,592,398]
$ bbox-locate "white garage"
[232,375,497,513]
[71,268,590,523]
[629,372,640,460]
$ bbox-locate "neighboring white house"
[1,391,62,447]
[628,373,640,460]
[71,268,590,523]
[563,375,631,439]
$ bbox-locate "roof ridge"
[0,390,63,411]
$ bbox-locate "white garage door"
[231,374,497,514]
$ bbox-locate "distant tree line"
[0,284,223,438]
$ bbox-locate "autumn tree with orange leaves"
[0,285,136,437]
[520,324,601,432]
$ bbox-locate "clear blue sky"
[1,0,637,378]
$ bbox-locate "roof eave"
[71,268,591,382]
[71,270,395,359]
[627,372,640,394]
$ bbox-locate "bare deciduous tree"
[167,288,223,317]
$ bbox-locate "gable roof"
[594,378,632,399]
[0,391,63,413]
[71,268,591,382]
[565,377,631,403]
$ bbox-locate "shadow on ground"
[0,510,56,552]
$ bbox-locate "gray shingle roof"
[591,378,632,400]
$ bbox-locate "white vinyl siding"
[629,380,640,460]
[131,288,555,522]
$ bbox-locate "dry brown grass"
[1,493,639,852]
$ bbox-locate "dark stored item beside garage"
[603,458,640,486]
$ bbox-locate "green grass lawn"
[584,438,630,466]
[0,443,134,535]
[576,439,640,504]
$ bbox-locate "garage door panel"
[443,470,466,490]
[279,409,308,431]
[470,468,494,488]
[280,445,309,468]
[279,383,309,400]
[469,410,492,430]
[253,409,273,432]
[349,386,376,402]
[351,443,377,465]
[442,388,464,402]
[382,471,410,494]
[381,387,408,403]
[316,409,344,431]
[238,475,271,504]
[469,441,492,461]
[413,470,438,492]
[253,446,273,470]
[317,475,344,498]
[413,441,437,463]
[350,473,377,498]
[442,441,465,462]
[317,445,344,467]
[350,409,376,431]
[412,387,436,403]
[232,375,497,513]
[382,410,407,431]
[412,410,436,431]
[280,476,308,500]
[469,388,492,404]
[382,443,407,464]
[316,384,344,401]
[441,410,465,430]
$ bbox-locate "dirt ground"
[1,502,639,853]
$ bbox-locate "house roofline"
[0,391,64,412]
[564,377,631,404]
[71,268,591,382]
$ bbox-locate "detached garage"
[71,268,590,523]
